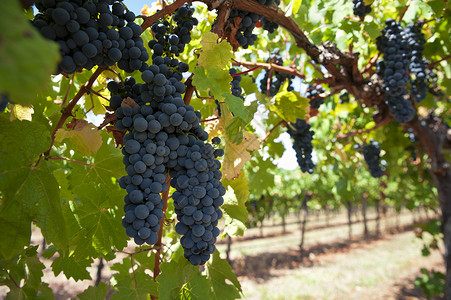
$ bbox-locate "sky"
[126,1,156,14]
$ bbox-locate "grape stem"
[263,119,287,142]
[232,66,261,77]
[35,67,106,167]
[151,175,172,300]
[61,73,76,107]
[429,55,451,68]
[8,272,20,289]
[398,0,412,23]
[140,0,189,31]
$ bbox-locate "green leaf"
[0,116,68,257]
[111,272,158,300]
[192,66,231,101]
[222,172,249,236]
[158,257,210,300]
[77,282,109,300]
[272,91,308,123]
[51,254,93,281]
[207,252,242,300]
[197,32,232,70]
[0,0,59,105]
[223,94,251,123]
[71,185,128,256]
[403,0,434,22]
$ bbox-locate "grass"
[239,231,444,300]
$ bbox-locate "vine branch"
[232,60,305,79]
[263,120,287,142]
[35,67,106,167]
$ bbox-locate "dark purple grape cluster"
[33,0,149,74]
[227,0,281,48]
[352,0,372,19]
[259,48,294,97]
[109,7,225,265]
[305,85,325,109]
[287,119,315,174]
[362,140,384,178]
[171,136,225,265]
[229,68,243,99]
[403,22,427,102]
[376,19,415,123]
[148,4,198,58]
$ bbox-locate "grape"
[362,140,384,178]
[287,119,315,174]
[352,0,372,19]
[135,204,150,219]
[124,139,140,154]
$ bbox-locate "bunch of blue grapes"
[148,5,198,57]
[171,136,225,265]
[403,22,427,102]
[362,140,384,178]
[352,0,372,19]
[109,5,225,265]
[287,119,315,174]
[259,49,294,97]
[32,0,148,74]
[229,68,243,99]
[227,0,281,48]
[305,85,325,109]
[376,19,415,123]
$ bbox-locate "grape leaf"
[222,93,251,123]
[192,66,231,101]
[55,119,103,156]
[222,172,249,236]
[158,257,210,300]
[206,252,242,300]
[197,32,232,70]
[111,272,158,300]
[223,131,261,180]
[77,282,109,300]
[0,0,59,105]
[51,255,93,281]
[0,117,68,258]
[71,185,128,256]
[69,133,125,189]
[272,91,308,123]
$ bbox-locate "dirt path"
[238,231,444,299]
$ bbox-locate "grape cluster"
[339,92,350,104]
[403,22,427,102]
[148,5,198,58]
[259,49,293,97]
[171,136,225,265]
[376,19,415,123]
[32,0,148,74]
[352,0,372,19]
[229,68,244,99]
[362,140,384,178]
[305,85,325,109]
[287,119,315,174]
[109,5,225,265]
[425,69,444,97]
[227,0,280,48]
